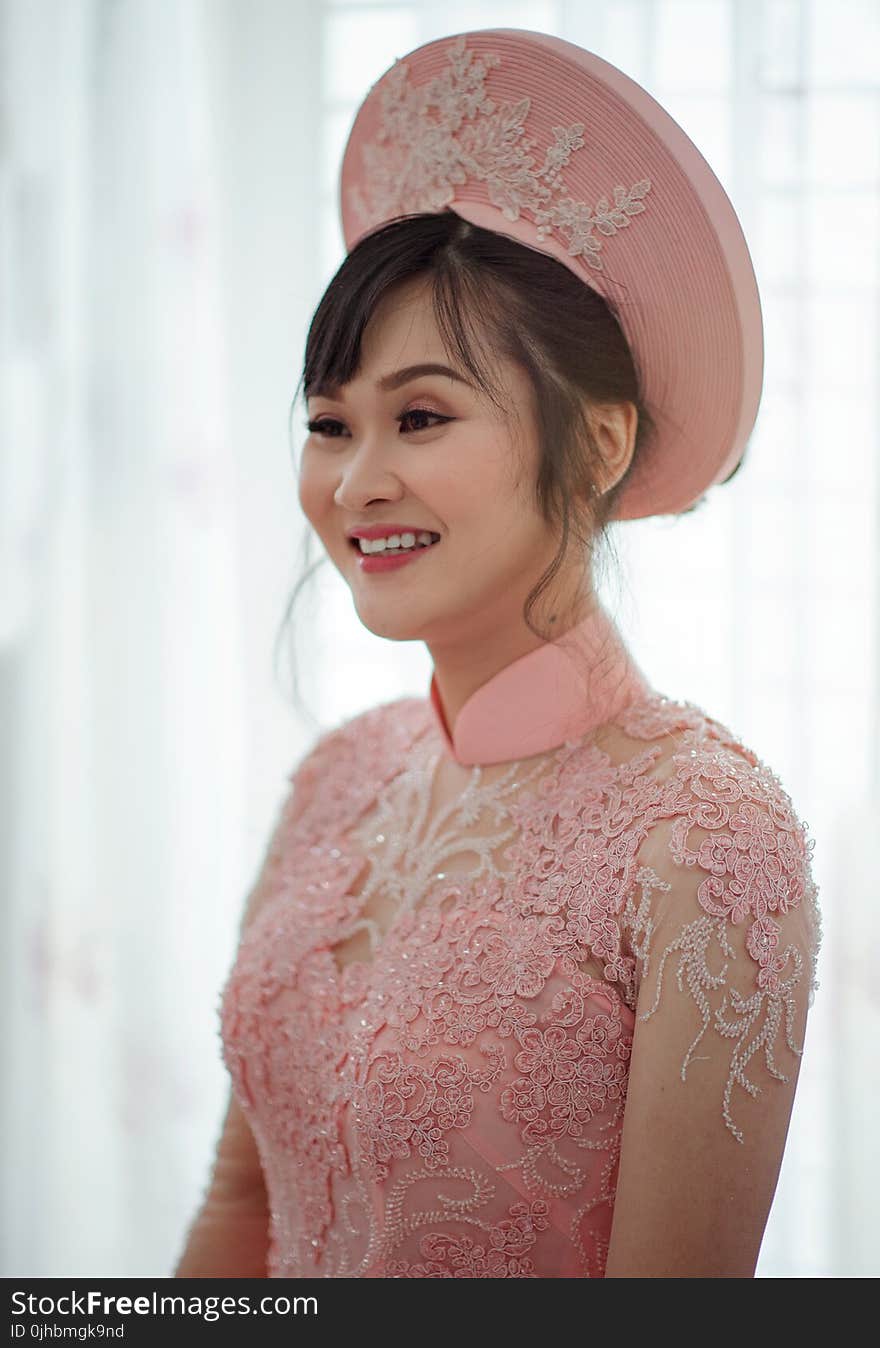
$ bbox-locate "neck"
[425,590,650,766]
[428,591,594,740]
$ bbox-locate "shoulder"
[615,687,784,775]
[596,693,820,918]
[291,694,430,781]
[616,691,822,980]
[238,696,430,933]
[611,692,815,857]
[283,694,432,833]
[624,693,821,985]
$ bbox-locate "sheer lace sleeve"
[620,733,822,1146]
[604,734,822,1274]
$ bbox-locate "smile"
[351,536,441,573]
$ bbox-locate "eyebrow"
[310,363,475,399]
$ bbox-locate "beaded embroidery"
[219,690,822,1277]
[348,35,653,273]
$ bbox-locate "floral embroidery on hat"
[348,34,652,272]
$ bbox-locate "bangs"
[296,212,514,415]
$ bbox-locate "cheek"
[297,456,330,526]
[426,438,516,520]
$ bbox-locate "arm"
[174,1088,270,1278]
[605,742,821,1277]
[174,728,341,1278]
[174,719,358,1277]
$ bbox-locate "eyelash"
[304,408,452,438]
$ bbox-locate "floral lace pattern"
[347,34,653,273]
[618,731,822,1143]
[219,690,821,1277]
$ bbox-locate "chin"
[350,600,431,645]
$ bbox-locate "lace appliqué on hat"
[348,35,652,273]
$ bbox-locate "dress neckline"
[426,600,655,766]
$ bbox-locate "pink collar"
[428,603,653,766]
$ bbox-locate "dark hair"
[275,210,741,724]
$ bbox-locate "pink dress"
[219,604,822,1277]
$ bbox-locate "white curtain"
[2,0,876,1278]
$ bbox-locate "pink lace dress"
[219,610,822,1278]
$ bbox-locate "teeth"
[357,530,439,554]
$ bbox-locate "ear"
[589,400,638,493]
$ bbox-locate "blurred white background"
[1,0,877,1277]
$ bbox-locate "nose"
[333,437,404,510]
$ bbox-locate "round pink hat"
[338,28,764,522]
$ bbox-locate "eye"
[398,407,452,433]
[304,408,453,437]
[304,417,345,438]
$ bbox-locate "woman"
[175,29,822,1278]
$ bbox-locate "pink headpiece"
[338,28,764,521]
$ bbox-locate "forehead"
[359,278,447,368]
[352,277,515,407]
